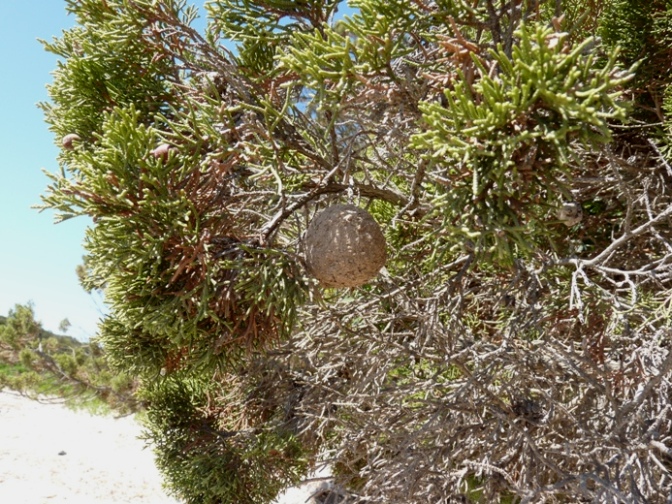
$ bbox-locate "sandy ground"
[0,389,332,504]
[0,389,179,504]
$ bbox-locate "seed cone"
[151,143,172,160]
[61,133,81,150]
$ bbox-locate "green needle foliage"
[600,0,672,120]
[142,375,307,504]
[40,0,672,502]
[413,23,631,264]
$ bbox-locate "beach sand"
[0,389,332,504]
[0,389,178,504]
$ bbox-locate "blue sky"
[0,1,102,340]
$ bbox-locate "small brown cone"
[61,134,81,150]
[150,143,172,161]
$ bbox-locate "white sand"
[0,389,332,504]
[0,389,178,504]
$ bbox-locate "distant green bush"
[0,303,139,414]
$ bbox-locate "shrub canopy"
[41,0,672,502]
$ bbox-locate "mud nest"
[303,204,387,288]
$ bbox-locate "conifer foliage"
[41,0,672,502]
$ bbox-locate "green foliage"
[0,303,139,413]
[600,0,672,119]
[45,101,308,373]
[143,375,307,504]
[208,0,341,75]
[413,23,631,265]
[39,0,181,145]
[282,0,422,83]
[0,303,40,351]
[38,0,672,502]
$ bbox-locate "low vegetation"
[0,304,139,414]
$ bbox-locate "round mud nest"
[303,204,387,288]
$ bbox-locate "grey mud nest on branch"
[302,204,387,288]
